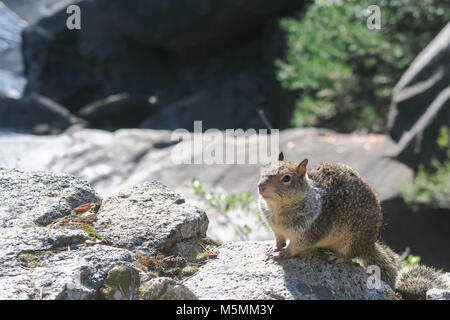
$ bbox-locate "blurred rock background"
[0,0,449,270]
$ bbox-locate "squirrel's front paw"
[266,247,285,260]
[266,245,282,255]
[268,249,292,260]
[265,246,276,258]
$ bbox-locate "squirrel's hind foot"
[322,249,347,264]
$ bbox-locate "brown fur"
[395,264,444,300]
[258,156,446,298]
[258,157,398,289]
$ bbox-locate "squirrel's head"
[257,152,309,206]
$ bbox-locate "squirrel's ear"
[278,152,284,161]
[297,159,308,176]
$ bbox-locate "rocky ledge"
[0,167,448,300]
[184,241,394,300]
[0,168,206,299]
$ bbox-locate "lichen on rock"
[99,262,140,300]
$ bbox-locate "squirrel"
[257,152,445,299]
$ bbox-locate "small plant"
[402,126,450,209]
[190,179,256,213]
[402,254,421,266]
[188,178,264,240]
[387,246,421,266]
[83,224,105,242]
[133,237,220,281]
[46,203,106,242]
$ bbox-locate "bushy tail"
[359,241,401,289]
[360,241,444,299]
[395,264,443,300]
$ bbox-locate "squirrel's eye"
[281,175,291,183]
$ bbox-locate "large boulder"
[0,168,209,299]
[21,0,303,129]
[0,94,85,134]
[78,93,155,131]
[140,70,272,131]
[0,228,135,300]
[183,241,394,300]
[0,168,135,300]
[387,23,450,168]
[94,181,208,252]
[0,167,100,227]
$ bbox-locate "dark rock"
[0,93,85,134]
[380,198,450,272]
[140,71,272,131]
[387,23,450,168]
[21,0,303,128]
[79,93,156,131]
[260,17,297,129]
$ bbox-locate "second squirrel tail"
[359,241,445,299]
[395,264,444,300]
[359,241,401,289]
